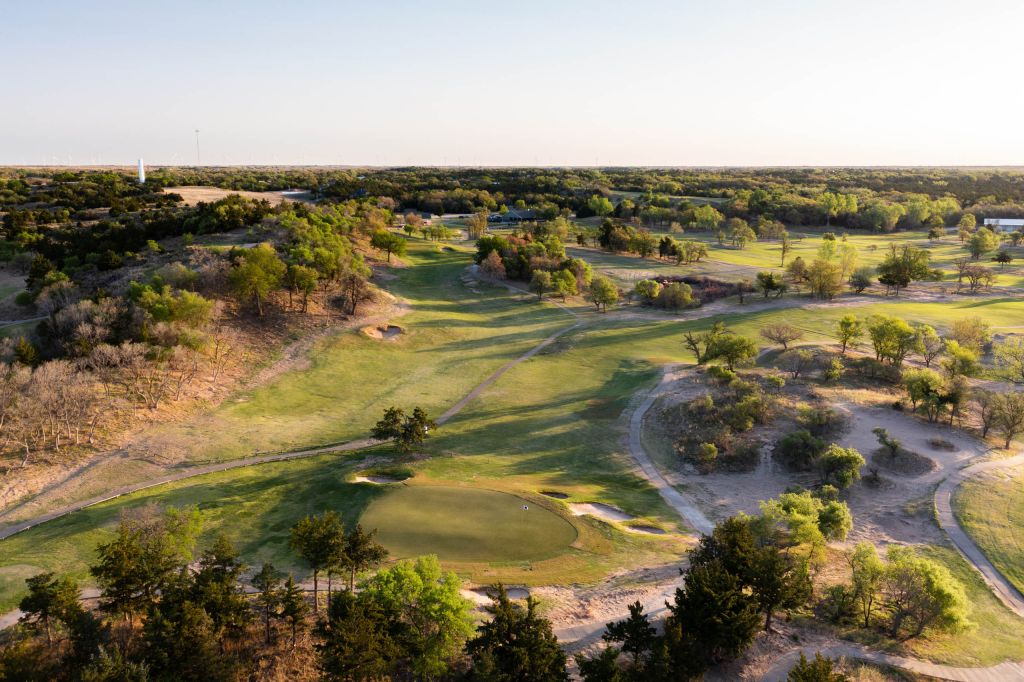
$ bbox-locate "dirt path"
[935,452,1024,618]
[626,366,713,535]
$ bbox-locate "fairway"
[954,471,1024,595]
[360,485,578,562]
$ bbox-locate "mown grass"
[137,242,571,464]
[953,471,1024,595]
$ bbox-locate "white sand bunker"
[353,474,407,484]
[462,587,530,606]
[569,502,634,522]
[361,324,403,340]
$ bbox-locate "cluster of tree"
[773,429,864,490]
[633,279,694,310]
[578,494,851,681]
[822,543,969,641]
[371,405,436,452]
[668,370,780,472]
[682,322,759,370]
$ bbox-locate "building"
[488,208,536,223]
[983,218,1024,233]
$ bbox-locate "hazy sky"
[3,0,1022,166]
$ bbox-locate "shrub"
[706,365,737,383]
[14,291,33,306]
[823,357,844,382]
[796,405,846,438]
[774,429,826,471]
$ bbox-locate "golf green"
[360,486,578,563]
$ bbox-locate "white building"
[983,218,1024,232]
[138,158,145,184]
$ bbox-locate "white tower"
[137,158,145,184]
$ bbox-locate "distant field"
[165,185,314,206]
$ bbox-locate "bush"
[817,585,857,625]
[774,429,826,471]
[796,405,846,438]
[706,365,736,383]
[14,291,33,306]
[823,357,844,382]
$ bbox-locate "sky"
[2,0,1022,167]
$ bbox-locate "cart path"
[626,366,714,534]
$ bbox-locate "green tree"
[287,264,318,312]
[317,590,401,681]
[251,563,283,644]
[708,334,758,370]
[876,245,931,296]
[787,652,849,681]
[289,511,345,614]
[342,524,388,591]
[371,406,437,453]
[587,195,614,217]
[993,391,1024,448]
[691,204,724,230]
[728,218,757,249]
[279,576,309,646]
[19,572,82,647]
[589,276,619,312]
[755,271,786,298]
[551,269,578,299]
[228,243,286,316]
[602,601,657,668]
[849,542,884,628]
[881,546,970,639]
[465,585,568,682]
[370,229,407,262]
[967,227,1000,260]
[190,534,251,649]
[867,315,917,368]
[634,279,662,302]
[361,555,474,679]
[530,270,553,300]
[835,315,863,354]
[807,259,843,300]
[817,444,865,489]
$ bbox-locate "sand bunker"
[569,502,635,522]
[353,474,406,484]
[627,525,667,535]
[541,490,570,499]
[361,324,403,341]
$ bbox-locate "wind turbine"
[194,129,201,166]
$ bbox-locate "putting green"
[360,486,578,563]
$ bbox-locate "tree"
[867,315,917,368]
[683,322,728,364]
[835,315,863,354]
[467,211,489,238]
[287,264,318,312]
[710,334,759,370]
[289,511,345,614]
[958,213,977,231]
[228,243,286,316]
[760,323,804,350]
[191,534,251,649]
[849,542,884,628]
[252,563,283,644]
[940,341,979,381]
[849,266,873,293]
[993,392,1024,448]
[587,195,614,217]
[818,444,865,489]
[914,324,944,367]
[755,271,786,298]
[995,337,1024,384]
[551,269,578,299]
[19,572,82,647]
[589,276,619,312]
[728,218,757,249]
[994,249,1014,267]
[634,279,662,302]
[530,270,553,300]
[142,593,233,682]
[465,585,568,682]
[342,524,388,591]
[370,229,407,262]
[967,227,1000,260]
[279,576,308,646]
[780,232,791,266]
[949,317,991,355]
[317,590,400,681]
[902,367,944,416]
[372,406,437,453]
[778,349,815,379]
[787,652,849,682]
[773,429,825,471]
[786,257,809,287]
[873,426,901,460]
[91,505,201,627]
[881,546,970,639]
[974,389,1000,439]
[601,601,657,668]
[361,555,474,679]
[667,560,760,666]
[876,245,931,296]
[691,204,724,230]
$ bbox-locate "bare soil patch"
[870,447,937,476]
[165,186,313,206]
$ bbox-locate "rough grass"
[953,471,1024,595]
[360,484,579,562]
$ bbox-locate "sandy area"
[360,324,403,341]
[165,186,313,206]
[353,475,404,484]
[569,502,634,522]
